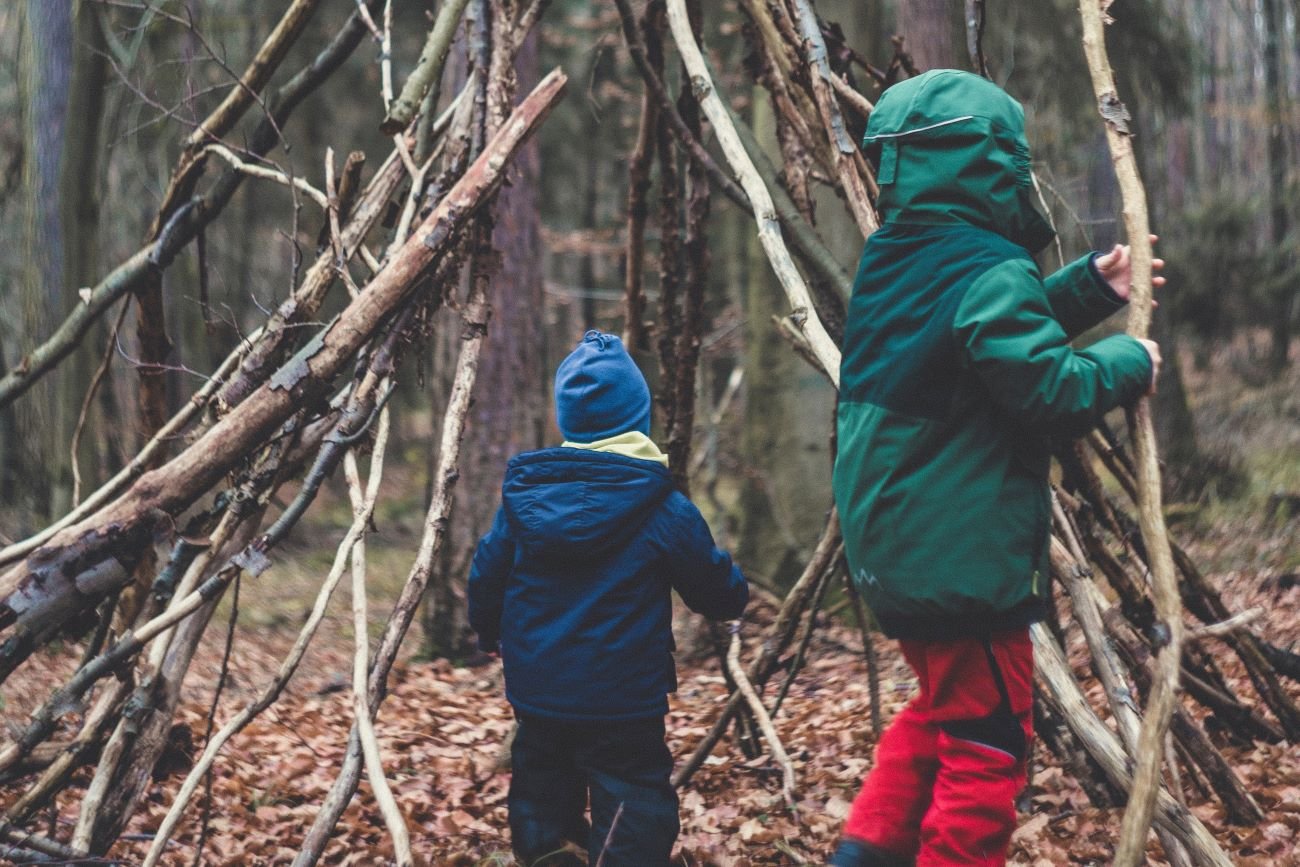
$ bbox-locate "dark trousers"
[509,714,680,867]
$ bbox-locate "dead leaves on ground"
[1,568,1298,865]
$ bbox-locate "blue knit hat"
[554,330,652,442]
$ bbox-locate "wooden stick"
[1188,607,1264,639]
[674,511,840,788]
[724,624,798,813]
[342,411,412,867]
[202,144,330,208]
[140,403,394,867]
[665,0,841,387]
[1076,4,1184,863]
[789,0,878,236]
[1032,623,1231,865]
[382,0,474,133]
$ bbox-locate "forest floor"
[2,342,1298,866]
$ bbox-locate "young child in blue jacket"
[468,330,749,867]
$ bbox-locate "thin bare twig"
[724,624,798,813]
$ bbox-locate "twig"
[768,553,837,719]
[842,572,882,734]
[1188,608,1264,640]
[965,0,989,77]
[202,143,329,208]
[189,570,240,867]
[664,0,840,386]
[1077,4,1185,863]
[343,409,412,867]
[380,0,393,108]
[70,298,131,506]
[724,624,798,814]
[675,510,840,788]
[830,71,874,118]
[382,0,474,133]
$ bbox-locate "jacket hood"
[863,69,1055,253]
[501,448,674,564]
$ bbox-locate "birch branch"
[1076,4,1185,863]
[343,410,412,867]
[664,0,841,386]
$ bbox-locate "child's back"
[469,330,747,866]
[472,445,743,720]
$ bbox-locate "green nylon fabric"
[863,69,1056,253]
[834,71,1153,640]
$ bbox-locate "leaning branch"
[382,0,474,133]
[664,0,841,386]
[1076,4,1184,864]
[0,69,569,682]
[724,625,798,813]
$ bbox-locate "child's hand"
[1137,339,1162,395]
[1095,234,1166,305]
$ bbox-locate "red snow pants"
[841,628,1034,866]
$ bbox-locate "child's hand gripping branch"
[1094,234,1167,393]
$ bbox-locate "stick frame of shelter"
[1077,3,1186,863]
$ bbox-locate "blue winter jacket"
[467,447,749,722]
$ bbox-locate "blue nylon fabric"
[468,447,748,722]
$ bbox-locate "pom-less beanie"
[554,330,652,442]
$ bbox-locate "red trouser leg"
[841,701,938,856]
[916,629,1034,867]
[839,629,1033,866]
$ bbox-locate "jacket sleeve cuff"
[1044,254,1128,339]
[1090,334,1153,403]
[1086,252,1128,305]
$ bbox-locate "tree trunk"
[896,0,958,71]
[1262,0,1293,372]
[15,0,76,524]
[423,30,546,661]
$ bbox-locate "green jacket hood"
[864,69,1055,253]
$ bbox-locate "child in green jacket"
[830,70,1163,866]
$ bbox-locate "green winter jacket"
[833,70,1153,640]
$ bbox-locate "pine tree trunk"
[896,0,958,71]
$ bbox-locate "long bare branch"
[665,0,840,385]
[1076,4,1185,863]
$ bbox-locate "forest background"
[0,0,1298,864]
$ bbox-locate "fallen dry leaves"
[2,555,1298,865]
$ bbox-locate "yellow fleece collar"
[562,431,669,466]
